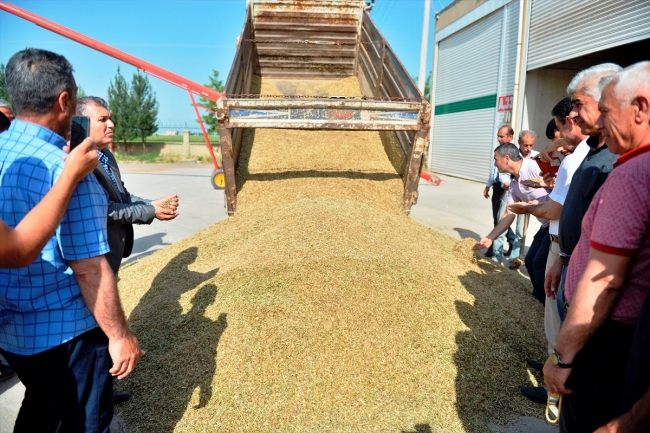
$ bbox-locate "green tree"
[130,71,159,150]
[108,66,135,144]
[197,69,224,135]
[0,62,11,104]
[76,85,86,99]
[413,71,432,102]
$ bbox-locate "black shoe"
[505,243,513,257]
[484,247,495,258]
[113,390,132,405]
[0,362,15,381]
[519,385,547,405]
[526,358,544,373]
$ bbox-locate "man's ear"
[632,95,650,125]
[57,91,72,115]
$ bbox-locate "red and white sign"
[498,94,513,112]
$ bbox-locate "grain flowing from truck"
[116,77,546,433]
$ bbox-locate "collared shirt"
[485,164,511,188]
[0,120,109,355]
[558,137,616,255]
[98,151,124,203]
[522,149,539,160]
[508,158,551,226]
[565,143,650,324]
[547,140,591,235]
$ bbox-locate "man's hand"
[151,194,180,221]
[475,237,493,250]
[61,138,98,182]
[508,202,530,214]
[109,331,145,380]
[545,256,563,300]
[483,186,490,199]
[542,172,557,189]
[543,356,573,395]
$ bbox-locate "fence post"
[182,130,190,158]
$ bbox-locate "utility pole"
[418,0,431,94]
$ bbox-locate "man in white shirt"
[507,130,540,269]
[508,97,589,404]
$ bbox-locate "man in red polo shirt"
[543,61,650,433]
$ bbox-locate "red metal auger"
[0,1,226,189]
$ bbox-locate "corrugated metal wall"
[431,9,502,182]
[527,0,650,70]
[499,1,519,100]
[431,110,496,182]
[434,11,502,105]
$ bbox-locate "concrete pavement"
[0,165,552,433]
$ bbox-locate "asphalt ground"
[0,165,552,433]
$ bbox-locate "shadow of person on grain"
[401,423,432,433]
[453,227,482,241]
[119,247,225,432]
[454,268,547,431]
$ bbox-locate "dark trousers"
[524,225,550,304]
[490,184,514,249]
[618,292,650,418]
[560,320,636,433]
[0,328,113,433]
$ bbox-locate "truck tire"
[211,169,225,189]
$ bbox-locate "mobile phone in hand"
[70,116,90,150]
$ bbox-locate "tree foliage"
[413,71,432,102]
[0,63,11,104]
[130,72,159,148]
[76,85,87,99]
[108,66,136,144]
[197,69,225,135]
[108,67,159,148]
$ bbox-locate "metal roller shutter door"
[499,0,519,97]
[431,9,502,181]
[431,109,496,182]
[527,0,650,70]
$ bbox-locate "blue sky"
[0,0,451,128]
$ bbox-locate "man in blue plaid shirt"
[0,48,143,432]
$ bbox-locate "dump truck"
[0,0,431,216]
[216,0,432,215]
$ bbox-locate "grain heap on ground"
[116,76,547,432]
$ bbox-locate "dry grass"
[115,77,547,432]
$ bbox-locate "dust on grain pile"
[116,76,546,432]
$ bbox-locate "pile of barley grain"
[116,77,546,433]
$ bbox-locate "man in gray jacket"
[77,96,179,403]
[77,97,179,274]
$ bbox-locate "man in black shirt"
[541,63,621,433]
[543,64,620,324]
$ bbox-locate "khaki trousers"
[544,240,561,354]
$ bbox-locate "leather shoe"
[113,390,132,405]
[484,248,495,258]
[519,385,547,405]
[526,358,544,373]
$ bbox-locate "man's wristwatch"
[551,350,574,368]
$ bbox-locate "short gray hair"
[494,142,522,161]
[0,99,11,110]
[77,96,109,116]
[567,63,622,102]
[598,61,650,109]
[5,48,75,116]
[518,129,536,141]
